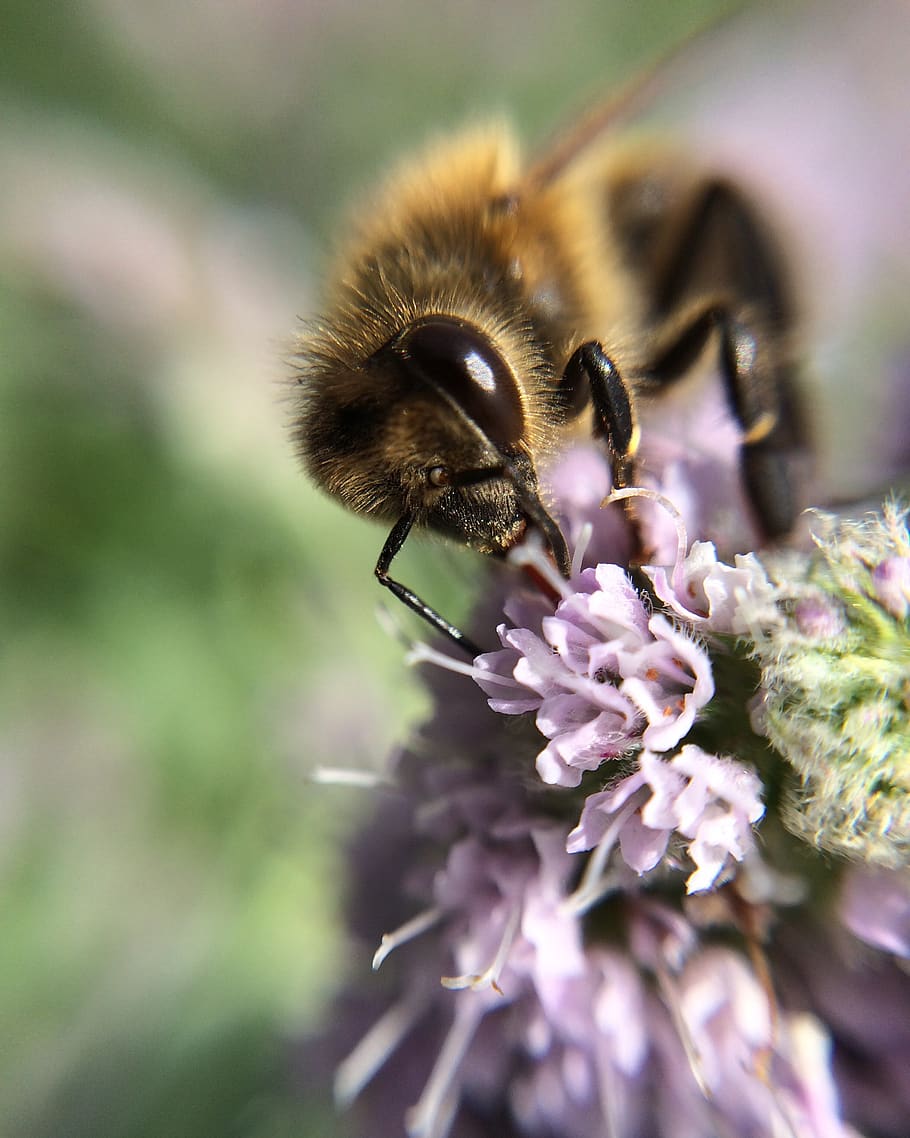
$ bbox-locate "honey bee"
[292,69,801,655]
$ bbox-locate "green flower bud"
[754,503,910,868]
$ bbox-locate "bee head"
[296,314,567,566]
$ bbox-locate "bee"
[292,67,802,655]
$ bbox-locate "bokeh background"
[2,2,908,1136]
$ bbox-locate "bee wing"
[523,11,738,190]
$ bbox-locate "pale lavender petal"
[671,746,765,825]
[536,739,584,787]
[618,810,671,875]
[622,618,714,752]
[473,646,542,714]
[566,776,647,853]
[541,612,597,673]
[650,617,716,706]
[643,542,780,636]
[572,673,641,720]
[507,628,568,695]
[473,645,521,679]
[487,693,542,715]
[685,815,743,893]
[592,951,650,1078]
[585,575,652,640]
[584,640,626,684]
[472,631,539,700]
[521,832,588,988]
[669,771,712,835]
[840,865,910,957]
[547,713,630,770]
[643,541,721,622]
[872,555,910,620]
[535,692,600,741]
[544,443,611,512]
[622,677,694,753]
[644,563,703,624]
[638,750,687,831]
[678,947,773,1077]
[702,552,778,635]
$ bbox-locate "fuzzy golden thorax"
[292,124,638,543]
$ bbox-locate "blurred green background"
[2,2,907,1136]
[0,3,740,1136]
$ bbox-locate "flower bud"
[755,504,910,868]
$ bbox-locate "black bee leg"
[375,513,481,657]
[646,303,796,537]
[643,180,803,539]
[563,341,640,490]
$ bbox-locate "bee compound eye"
[393,317,525,448]
[428,465,450,487]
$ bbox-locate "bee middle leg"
[641,179,804,539]
[561,300,799,540]
[644,301,796,536]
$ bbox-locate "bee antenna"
[526,7,744,188]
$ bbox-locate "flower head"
[474,560,715,787]
[643,539,782,636]
[317,448,910,1138]
[568,745,765,894]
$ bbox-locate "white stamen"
[763,1015,832,1138]
[406,640,522,688]
[373,906,444,971]
[375,601,417,646]
[571,521,594,577]
[654,962,712,1101]
[563,790,648,915]
[334,993,425,1106]
[311,766,392,789]
[441,902,521,993]
[417,1088,458,1138]
[563,865,627,919]
[406,640,478,676]
[594,1039,622,1138]
[604,486,689,591]
[405,995,486,1138]
[765,1084,804,1138]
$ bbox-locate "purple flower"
[643,539,781,636]
[567,745,764,894]
[328,754,853,1138]
[838,865,910,958]
[671,949,847,1138]
[793,593,848,639]
[871,554,910,620]
[317,441,910,1138]
[473,562,715,788]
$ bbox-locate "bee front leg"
[375,513,481,657]
[562,341,640,491]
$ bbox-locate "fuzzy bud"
[753,503,910,868]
